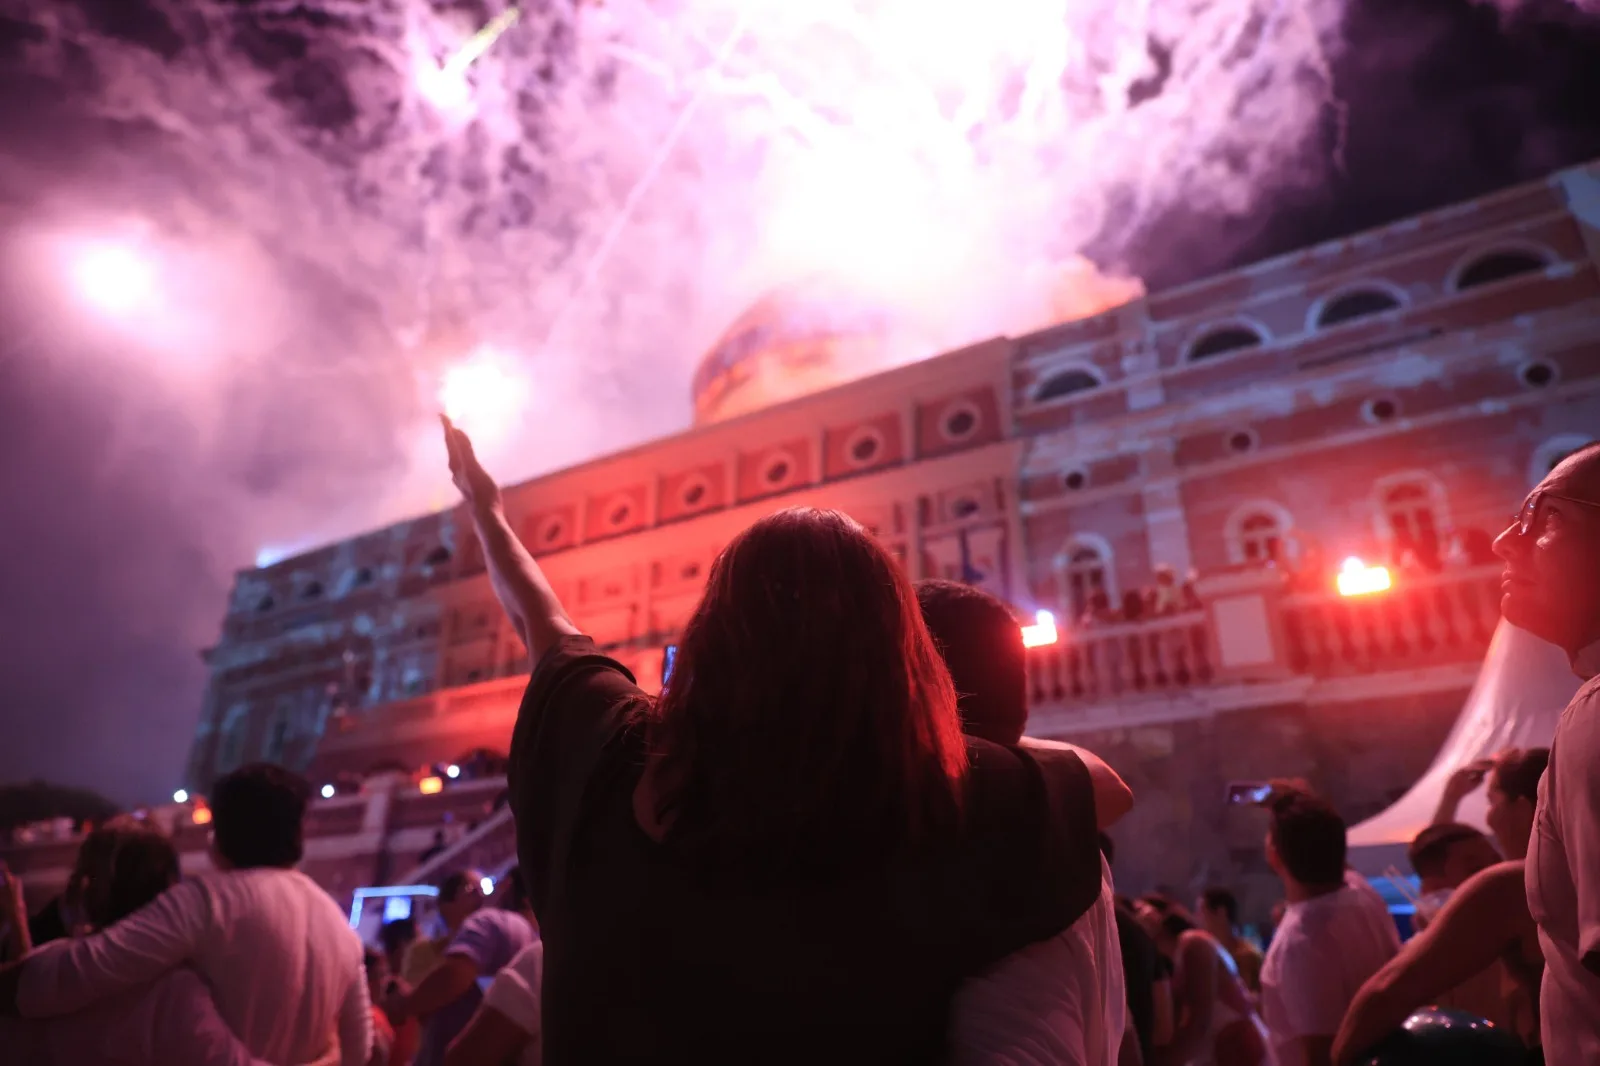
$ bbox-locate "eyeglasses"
[1511,489,1600,537]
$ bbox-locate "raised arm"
[1019,738,1134,829]
[1430,762,1491,827]
[11,878,208,1017]
[1332,861,1528,1065]
[443,416,579,667]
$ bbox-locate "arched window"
[1380,479,1447,569]
[1529,435,1598,488]
[1454,249,1548,292]
[1225,502,1294,566]
[1313,287,1402,329]
[1033,366,1102,403]
[1186,324,1264,362]
[1060,538,1115,619]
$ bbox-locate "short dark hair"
[379,917,416,955]
[1201,886,1239,925]
[1268,787,1347,885]
[1408,822,1490,879]
[1491,748,1549,805]
[210,763,310,869]
[914,579,1028,745]
[437,870,476,903]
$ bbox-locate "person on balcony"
[441,416,1128,1065]
[1493,439,1600,1064]
[916,578,1135,1066]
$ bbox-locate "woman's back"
[513,636,1104,1066]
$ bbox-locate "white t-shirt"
[948,856,1125,1066]
[483,940,544,1066]
[18,867,370,1066]
[1260,880,1400,1066]
[1527,665,1600,1064]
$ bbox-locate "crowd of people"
[0,420,1595,1066]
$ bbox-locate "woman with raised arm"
[441,417,1128,1065]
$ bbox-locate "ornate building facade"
[7,161,1600,919]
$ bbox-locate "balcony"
[1026,563,1503,729]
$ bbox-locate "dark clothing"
[28,896,70,949]
[1115,899,1160,1065]
[510,635,1104,1066]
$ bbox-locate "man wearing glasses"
[1493,440,1600,1064]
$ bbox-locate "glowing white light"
[1337,557,1393,597]
[417,63,472,111]
[438,347,526,441]
[320,783,337,799]
[480,876,496,895]
[72,243,153,317]
[172,789,188,804]
[445,764,461,779]
[1021,609,1059,648]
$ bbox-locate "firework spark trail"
[541,7,753,354]
[0,0,1399,556]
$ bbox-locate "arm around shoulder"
[1020,738,1133,829]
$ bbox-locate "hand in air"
[1442,760,1493,803]
[441,414,502,513]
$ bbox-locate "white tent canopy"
[1347,621,1579,872]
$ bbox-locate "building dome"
[692,279,894,424]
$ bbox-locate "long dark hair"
[642,507,967,881]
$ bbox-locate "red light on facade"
[1021,610,1059,648]
[1336,557,1393,597]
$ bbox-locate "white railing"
[1028,611,1213,706]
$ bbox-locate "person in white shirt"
[916,579,1135,1066]
[445,939,544,1066]
[1493,439,1600,1063]
[0,763,371,1066]
[1259,785,1399,1066]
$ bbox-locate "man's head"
[914,579,1028,745]
[1494,441,1600,658]
[436,868,486,930]
[1407,822,1500,892]
[1264,786,1347,890]
[1197,886,1240,939]
[209,762,311,870]
[1486,747,1549,861]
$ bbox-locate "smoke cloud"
[0,0,1596,800]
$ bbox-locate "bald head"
[1494,442,1600,661]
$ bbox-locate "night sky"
[1,0,1598,807]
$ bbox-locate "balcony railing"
[1280,565,1502,677]
[1029,612,1213,706]
[1027,564,1503,715]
